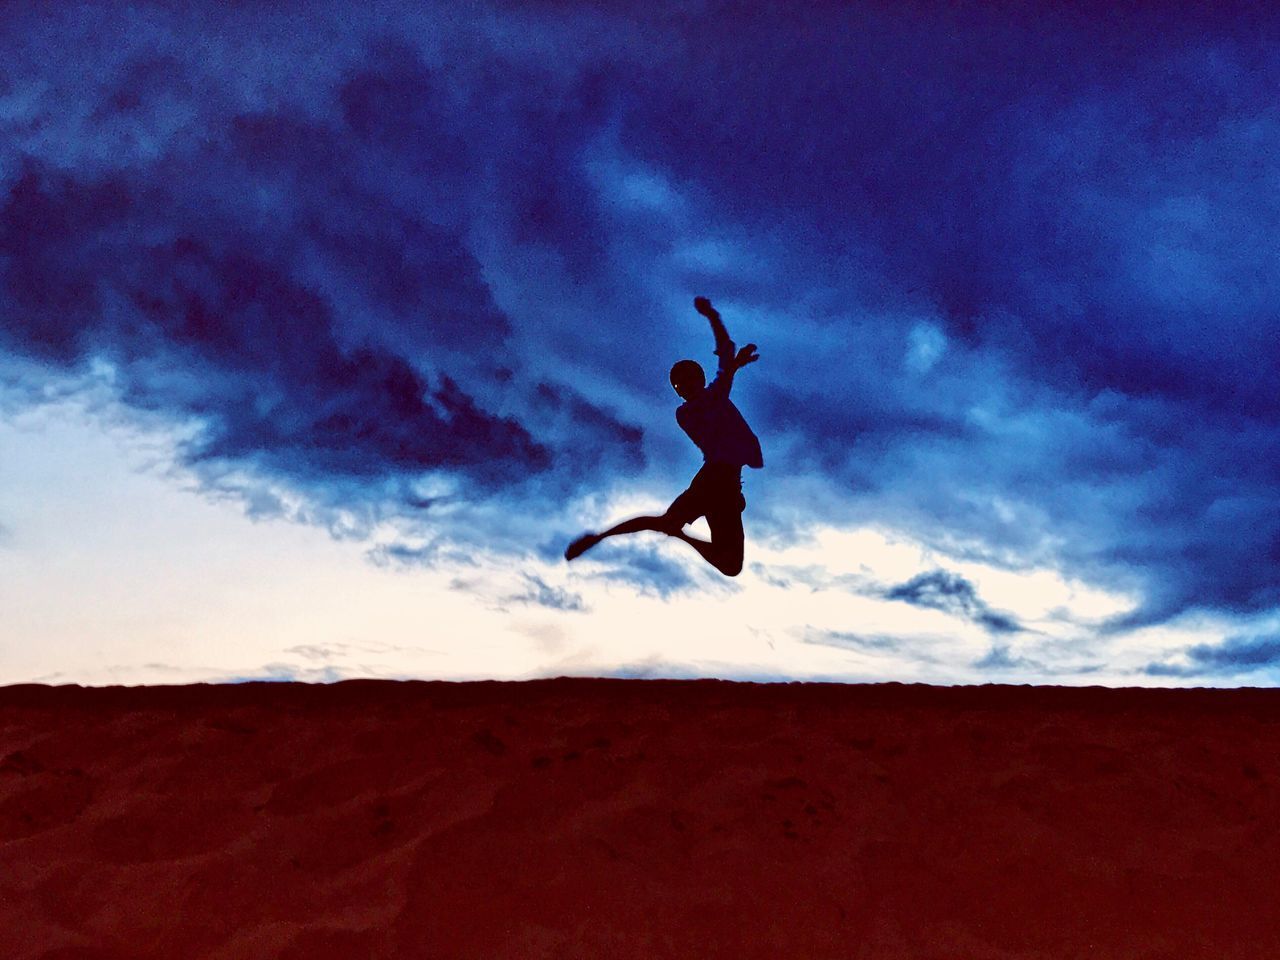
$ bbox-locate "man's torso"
[676,392,763,469]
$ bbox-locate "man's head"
[669,359,705,400]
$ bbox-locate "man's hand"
[734,343,760,369]
[693,296,720,322]
[696,295,739,370]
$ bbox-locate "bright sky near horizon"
[2,1,1279,686]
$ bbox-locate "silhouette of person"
[565,296,763,576]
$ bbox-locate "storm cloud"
[0,10,644,532]
[3,1,1279,625]
[884,570,1023,635]
[1146,633,1280,678]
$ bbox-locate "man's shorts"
[666,462,746,527]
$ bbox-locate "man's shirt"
[675,349,764,470]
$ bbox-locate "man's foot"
[565,533,602,561]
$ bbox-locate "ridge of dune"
[3,677,1279,959]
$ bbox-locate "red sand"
[2,678,1279,959]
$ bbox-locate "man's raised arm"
[694,296,735,369]
[693,297,760,397]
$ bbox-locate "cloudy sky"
[2,1,1278,686]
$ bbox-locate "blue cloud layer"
[1146,633,1280,678]
[2,1,1279,630]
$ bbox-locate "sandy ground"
[2,678,1279,959]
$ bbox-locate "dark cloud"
[1193,635,1280,670]
[758,562,1025,636]
[0,24,647,528]
[884,570,1022,634]
[1145,633,1280,678]
[501,574,588,612]
[0,155,545,482]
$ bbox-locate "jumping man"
[564,296,763,576]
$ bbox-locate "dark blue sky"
[2,1,1278,682]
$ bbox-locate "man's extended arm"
[693,297,759,397]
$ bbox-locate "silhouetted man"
[565,296,763,576]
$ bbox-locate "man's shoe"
[565,533,601,561]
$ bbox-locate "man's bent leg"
[707,507,745,576]
[671,508,744,577]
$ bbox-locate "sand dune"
[2,678,1279,958]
